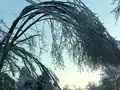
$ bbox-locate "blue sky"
[0,0,120,88]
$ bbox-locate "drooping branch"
[23,1,120,68]
[0,1,120,87]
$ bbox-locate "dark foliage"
[1,0,120,89]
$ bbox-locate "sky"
[0,0,120,89]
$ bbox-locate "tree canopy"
[0,0,120,89]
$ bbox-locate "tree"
[18,0,120,70]
[1,0,120,89]
[62,85,83,90]
[17,67,59,90]
[86,82,99,90]
[112,0,120,20]
[99,66,120,90]
[85,66,120,90]
[63,85,72,90]
[0,72,15,90]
